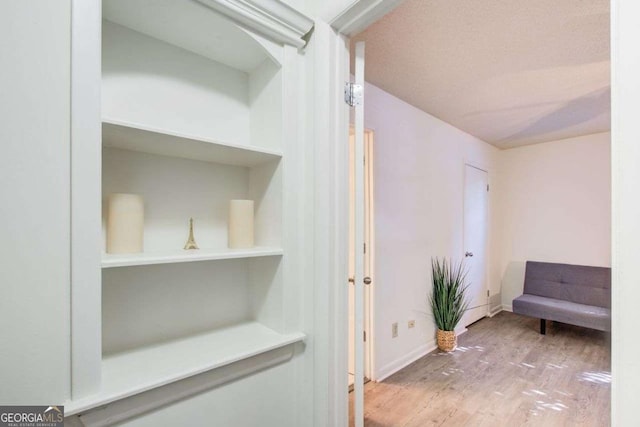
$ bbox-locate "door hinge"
[487,184,490,191]
[364,331,366,341]
[487,290,490,297]
[344,82,363,107]
[364,243,366,253]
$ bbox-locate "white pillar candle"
[107,193,144,254]
[228,200,254,249]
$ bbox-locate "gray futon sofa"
[512,261,611,334]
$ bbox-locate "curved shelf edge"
[196,0,314,48]
[102,247,284,268]
[65,323,305,416]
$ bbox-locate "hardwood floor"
[350,312,610,426]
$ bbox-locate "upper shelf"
[102,118,282,167]
[103,0,314,69]
[104,0,271,72]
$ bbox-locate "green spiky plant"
[429,257,470,332]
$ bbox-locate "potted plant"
[429,257,470,352]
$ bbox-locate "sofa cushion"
[513,294,610,331]
[524,261,611,308]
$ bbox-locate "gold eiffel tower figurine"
[184,217,199,250]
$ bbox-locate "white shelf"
[102,247,283,268]
[66,322,305,415]
[102,118,282,167]
[103,0,274,72]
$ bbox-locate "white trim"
[330,0,405,37]
[307,21,350,427]
[70,0,102,399]
[352,40,366,427]
[611,2,640,423]
[196,0,313,48]
[347,127,377,384]
[332,32,351,427]
[455,325,469,336]
[364,130,376,382]
[488,305,504,317]
[502,304,513,313]
[74,346,296,426]
[375,341,436,382]
[280,42,311,427]
[611,0,621,423]
[375,327,471,382]
[328,2,409,423]
[65,325,304,415]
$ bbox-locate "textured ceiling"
[351,0,610,148]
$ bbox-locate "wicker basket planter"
[430,258,469,353]
[437,329,457,352]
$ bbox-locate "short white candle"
[228,200,254,249]
[107,193,144,254]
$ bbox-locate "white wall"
[492,132,611,310]
[365,82,499,380]
[0,0,72,404]
[112,356,298,427]
[102,22,252,146]
[611,0,640,423]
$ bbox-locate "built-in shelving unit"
[65,0,310,415]
[66,322,305,414]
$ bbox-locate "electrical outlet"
[392,322,398,338]
[408,320,415,329]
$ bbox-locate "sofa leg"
[540,319,546,335]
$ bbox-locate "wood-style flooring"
[350,311,610,426]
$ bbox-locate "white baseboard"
[373,307,518,382]
[489,305,503,317]
[372,313,505,381]
[489,304,513,317]
[455,325,468,336]
[375,340,436,382]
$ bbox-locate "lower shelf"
[102,246,284,268]
[65,322,305,415]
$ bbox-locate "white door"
[348,131,356,387]
[462,165,489,327]
[351,41,366,427]
[349,129,374,388]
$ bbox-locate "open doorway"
[343,0,611,425]
[348,128,375,390]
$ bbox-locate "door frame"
[323,0,640,425]
[348,127,376,384]
[319,4,405,425]
[364,129,376,381]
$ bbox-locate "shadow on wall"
[496,86,610,148]
[500,261,527,310]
